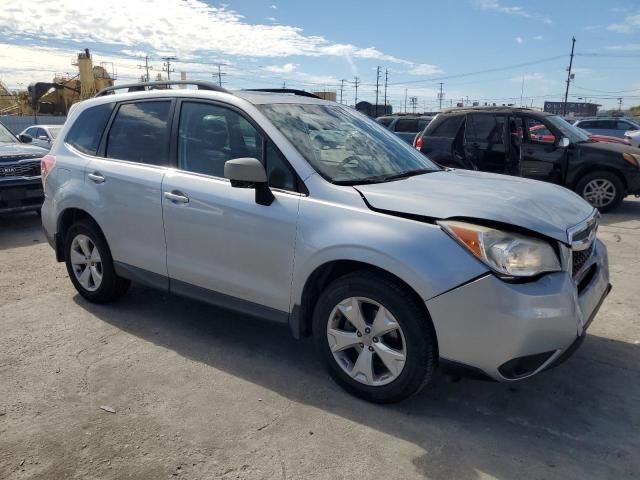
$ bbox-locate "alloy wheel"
[327,297,407,386]
[583,178,616,209]
[70,234,103,292]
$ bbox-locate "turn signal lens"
[415,136,423,150]
[41,154,56,188]
[622,152,640,168]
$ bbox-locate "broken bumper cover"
[426,239,610,382]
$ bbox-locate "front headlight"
[439,220,561,278]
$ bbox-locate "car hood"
[0,143,48,162]
[355,169,594,243]
[577,139,640,155]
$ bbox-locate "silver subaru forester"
[41,81,611,403]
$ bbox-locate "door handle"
[164,191,189,204]
[87,172,105,184]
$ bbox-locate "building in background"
[544,101,599,117]
[311,91,337,101]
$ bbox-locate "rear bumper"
[427,239,610,382]
[0,178,43,213]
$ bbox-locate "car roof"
[439,106,553,117]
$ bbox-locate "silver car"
[19,125,63,150]
[41,81,611,403]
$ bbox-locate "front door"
[162,100,300,314]
[519,116,567,184]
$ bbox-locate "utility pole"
[138,55,153,82]
[374,66,381,117]
[352,77,360,105]
[618,97,623,111]
[563,37,576,116]
[404,88,408,113]
[383,69,389,114]
[214,64,227,87]
[339,79,346,104]
[520,76,525,107]
[161,56,177,80]
[438,82,444,110]
[282,81,286,89]
[410,96,418,113]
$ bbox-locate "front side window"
[66,103,114,155]
[259,103,439,184]
[106,101,171,165]
[545,115,589,143]
[178,102,297,190]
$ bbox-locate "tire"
[64,220,130,303]
[575,171,624,213]
[313,270,436,403]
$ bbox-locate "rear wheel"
[313,271,436,403]
[576,171,624,212]
[64,221,130,303]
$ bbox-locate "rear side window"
[65,103,114,155]
[394,118,419,132]
[617,121,637,131]
[466,114,505,144]
[105,101,171,166]
[429,116,464,138]
[377,117,393,127]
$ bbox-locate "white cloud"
[533,35,543,40]
[476,0,529,17]
[269,4,277,8]
[264,63,297,74]
[407,63,444,76]
[511,72,544,82]
[607,43,640,51]
[265,16,276,22]
[515,36,523,44]
[607,11,640,32]
[0,0,436,69]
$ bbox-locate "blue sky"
[1,0,639,110]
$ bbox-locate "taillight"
[41,154,56,188]
[415,136,423,150]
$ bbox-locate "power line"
[389,54,566,86]
[161,56,177,80]
[563,37,576,116]
[137,55,153,82]
[352,76,360,105]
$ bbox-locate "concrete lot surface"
[1,201,639,480]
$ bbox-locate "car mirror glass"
[557,137,570,148]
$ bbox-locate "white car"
[19,125,63,150]
[625,129,640,148]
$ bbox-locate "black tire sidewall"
[576,171,624,212]
[64,221,124,303]
[313,272,436,403]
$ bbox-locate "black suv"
[0,121,48,214]
[414,107,640,211]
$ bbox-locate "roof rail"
[95,80,229,97]
[242,88,322,99]
[441,106,539,113]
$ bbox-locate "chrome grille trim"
[567,210,599,279]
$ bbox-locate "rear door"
[519,116,567,184]
[463,113,508,173]
[420,115,464,166]
[85,99,173,281]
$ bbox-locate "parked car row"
[412,107,640,211]
[376,114,434,144]
[39,81,610,403]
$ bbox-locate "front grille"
[572,242,594,277]
[0,161,41,178]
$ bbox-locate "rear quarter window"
[394,118,420,132]
[427,116,464,138]
[65,103,115,155]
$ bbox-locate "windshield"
[0,123,17,144]
[48,127,62,139]
[546,115,590,143]
[259,103,440,184]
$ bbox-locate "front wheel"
[313,271,437,403]
[576,171,624,212]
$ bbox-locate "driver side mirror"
[18,133,32,143]
[224,157,274,206]
[556,137,570,148]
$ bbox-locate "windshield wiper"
[333,168,435,186]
